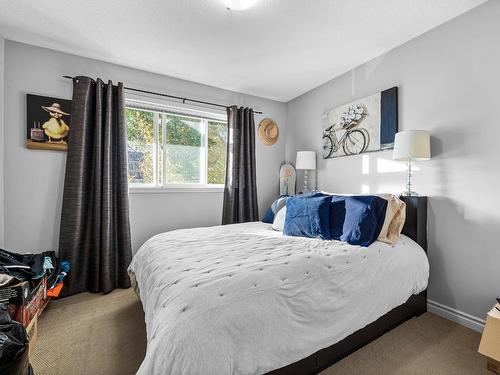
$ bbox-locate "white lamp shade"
[296,151,316,170]
[393,130,431,161]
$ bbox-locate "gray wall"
[285,1,499,321]
[0,37,4,248]
[3,41,286,253]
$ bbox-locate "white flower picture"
[321,87,398,159]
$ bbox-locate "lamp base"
[401,190,419,197]
[302,170,311,193]
[401,159,419,197]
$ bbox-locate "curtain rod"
[62,76,263,114]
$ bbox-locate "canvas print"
[322,87,398,159]
[26,94,72,151]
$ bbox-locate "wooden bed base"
[267,196,428,375]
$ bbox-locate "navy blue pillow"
[262,195,290,223]
[262,208,275,223]
[329,196,347,240]
[340,196,388,247]
[283,194,332,240]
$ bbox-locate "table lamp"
[393,130,431,196]
[296,151,316,193]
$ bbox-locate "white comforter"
[129,222,429,375]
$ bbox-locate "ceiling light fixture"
[220,0,259,11]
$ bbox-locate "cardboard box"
[26,314,38,356]
[25,277,47,324]
[479,304,500,374]
[0,277,47,327]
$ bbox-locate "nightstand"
[399,195,427,317]
[399,196,427,250]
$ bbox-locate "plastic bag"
[0,304,33,375]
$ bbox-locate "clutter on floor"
[0,304,33,375]
[0,248,70,373]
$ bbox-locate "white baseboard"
[427,299,485,333]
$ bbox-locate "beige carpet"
[31,289,146,375]
[31,289,489,375]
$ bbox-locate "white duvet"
[129,222,429,375]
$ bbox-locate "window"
[126,101,227,190]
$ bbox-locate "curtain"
[59,76,132,296]
[222,106,259,224]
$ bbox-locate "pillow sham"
[329,196,347,240]
[262,195,290,223]
[322,192,407,244]
[340,196,388,247]
[375,194,406,244]
[283,194,331,240]
[272,207,286,231]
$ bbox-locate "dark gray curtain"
[222,106,259,224]
[59,76,132,296]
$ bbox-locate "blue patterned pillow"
[283,194,332,240]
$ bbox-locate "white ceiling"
[0,0,487,102]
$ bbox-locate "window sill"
[128,185,225,194]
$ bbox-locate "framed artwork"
[322,87,398,159]
[26,94,72,151]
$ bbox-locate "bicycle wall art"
[322,87,398,159]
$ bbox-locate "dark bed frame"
[266,196,428,375]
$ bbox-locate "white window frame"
[126,98,227,194]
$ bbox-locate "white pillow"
[272,207,287,231]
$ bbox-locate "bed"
[129,196,429,375]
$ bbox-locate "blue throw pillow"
[262,208,275,223]
[340,196,388,247]
[262,195,290,223]
[283,194,332,240]
[329,196,347,240]
[299,191,326,198]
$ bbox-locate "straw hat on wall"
[258,118,279,145]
